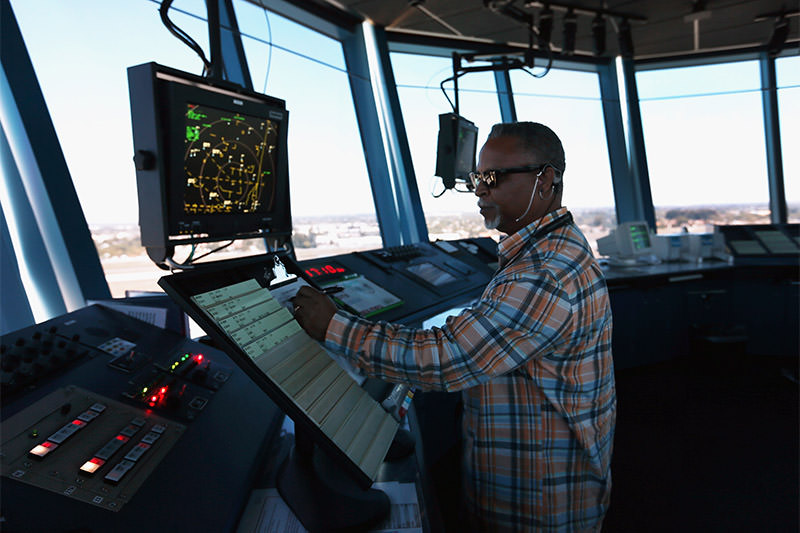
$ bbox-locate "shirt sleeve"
[323,271,573,392]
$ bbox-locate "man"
[293,122,616,531]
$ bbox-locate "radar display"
[184,103,278,215]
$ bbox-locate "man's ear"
[540,165,556,189]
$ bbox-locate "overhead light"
[766,15,789,57]
[562,8,577,55]
[591,13,606,56]
[617,18,634,58]
[538,4,553,48]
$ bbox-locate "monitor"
[128,63,291,262]
[597,221,653,258]
[406,261,458,287]
[435,113,478,189]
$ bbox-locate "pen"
[322,286,344,295]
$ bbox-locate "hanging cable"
[159,0,212,75]
[439,75,458,113]
[190,240,235,262]
[261,7,274,92]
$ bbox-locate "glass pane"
[11,0,213,297]
[777,56,800,222]
[233,0,345,72]
[238,11,378,260]
[637,61,761,99]
[391,52,502,241]
[637,61,770,232]
[510,68,616,254]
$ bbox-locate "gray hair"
[487,122,565,183]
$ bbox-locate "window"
[510,67,616,252]
[637,60,769,232]
[11,0,215,297]
[233,1,380,260]
[390,52,501,241]
[777,55,800,223]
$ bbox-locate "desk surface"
[600,259,735,284]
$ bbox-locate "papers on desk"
[371,481,423,532]
[237,483,422,533]
[88,300,167,329]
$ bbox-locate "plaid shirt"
[324,207,616,531]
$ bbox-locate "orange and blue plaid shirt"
[324,207,616,531]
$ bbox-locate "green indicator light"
[142,387,148,394]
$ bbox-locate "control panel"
[299,238,498,326]
[2,387,184,511]
[0,304,282,533]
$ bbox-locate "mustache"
[478,200,498,209]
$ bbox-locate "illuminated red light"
[160,387,167,394]
[71,420,83,426]
[150,395,158,403]
[116,435,128,441]
[195,354,204,363]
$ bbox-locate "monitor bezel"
[129,63,292,250]
[435,112,478,186]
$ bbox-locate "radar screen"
[183,103,278,215]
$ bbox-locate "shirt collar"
[497,207,571,265]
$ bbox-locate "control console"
[0,304,282,532]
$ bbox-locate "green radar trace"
[183,103,278,215]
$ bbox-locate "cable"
[261,7,273,93]
[159,0,212,75]
[439,75,458,113]
[521,46,553,79]
[190,240,235,262]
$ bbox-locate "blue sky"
[9,0,799,224]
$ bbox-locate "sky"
[8,0,799,225]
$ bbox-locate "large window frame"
[635,49,794,229]
[4,0,797,327]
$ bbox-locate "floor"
[603,353,799,532]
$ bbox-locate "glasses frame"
[467,164,546,190]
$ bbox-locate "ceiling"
[311,0,799,60]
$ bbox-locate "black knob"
[15,338,25,347]
[32,331,42,340]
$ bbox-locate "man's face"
[474,136,546,235]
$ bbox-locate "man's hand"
[292,285,338,342]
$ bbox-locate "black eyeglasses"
[467,164,546,190]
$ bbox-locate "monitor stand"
[276,425,390,532]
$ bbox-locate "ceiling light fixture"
[538,4,553,49]
[766,15,790,57]
[617,18,634,58]
[591,12,606,56]
[561,8,577,55]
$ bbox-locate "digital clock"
[303,262,349,281]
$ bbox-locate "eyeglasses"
[467,164,546,190]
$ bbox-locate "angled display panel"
[157,252,398,530]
